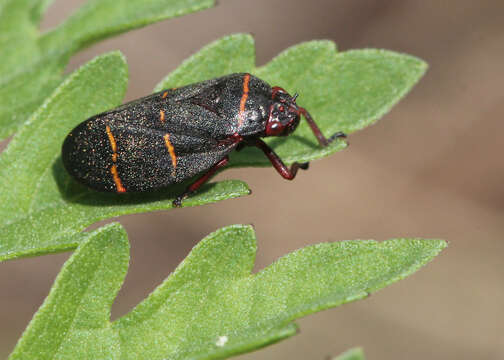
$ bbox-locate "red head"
[264,86,302,137]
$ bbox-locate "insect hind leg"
[173,156,229,207]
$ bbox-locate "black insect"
[62,73,346,206]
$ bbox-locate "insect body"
[62,73,346,206]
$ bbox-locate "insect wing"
[62,117,236,193]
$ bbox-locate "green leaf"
[333,348,366,360]
[0,0,216,140]
[118,229,445,360]
[9,223,129,360]
[0,34,425,261]
[0,51,249,262]
[154,33,256,91]
[10,224,446,359]
[158,35,427,166]
[39,0,216,53]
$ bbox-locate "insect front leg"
[252,139,309,180]
[299,108,347,147]
[173,156,229,207]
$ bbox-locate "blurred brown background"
[1,0,503,359]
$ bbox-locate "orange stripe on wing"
[237,73,251,128]
[105,125,117,153]
[163,133,177,177]
[105,125,126,192]
[160,109,165,123]
[110,164,126,193]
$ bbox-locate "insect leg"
[173,156,229,207]
[299,108,347,147]
[252,138,309,180]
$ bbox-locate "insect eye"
[278,105,285,112]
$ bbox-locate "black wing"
[62,73,271,193]
[62,117,237,193]
[101,73,271,138]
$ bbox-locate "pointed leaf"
[10,225,445,359]
[0,34,425,260]
[154,33,256,90]
[0,0,216,140]
[0,52,249,261]
[113,225,446,359]
[39,0,216,54]
[9,223,129,360]
[158,35,427,166]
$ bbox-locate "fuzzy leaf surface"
[11,224,446,359]
[0,52,248,261]
[0,34,425,260]
[157,34,427,166]
[9,223,129,360]
[0,0,215,140]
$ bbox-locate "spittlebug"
[62,73,346,206]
